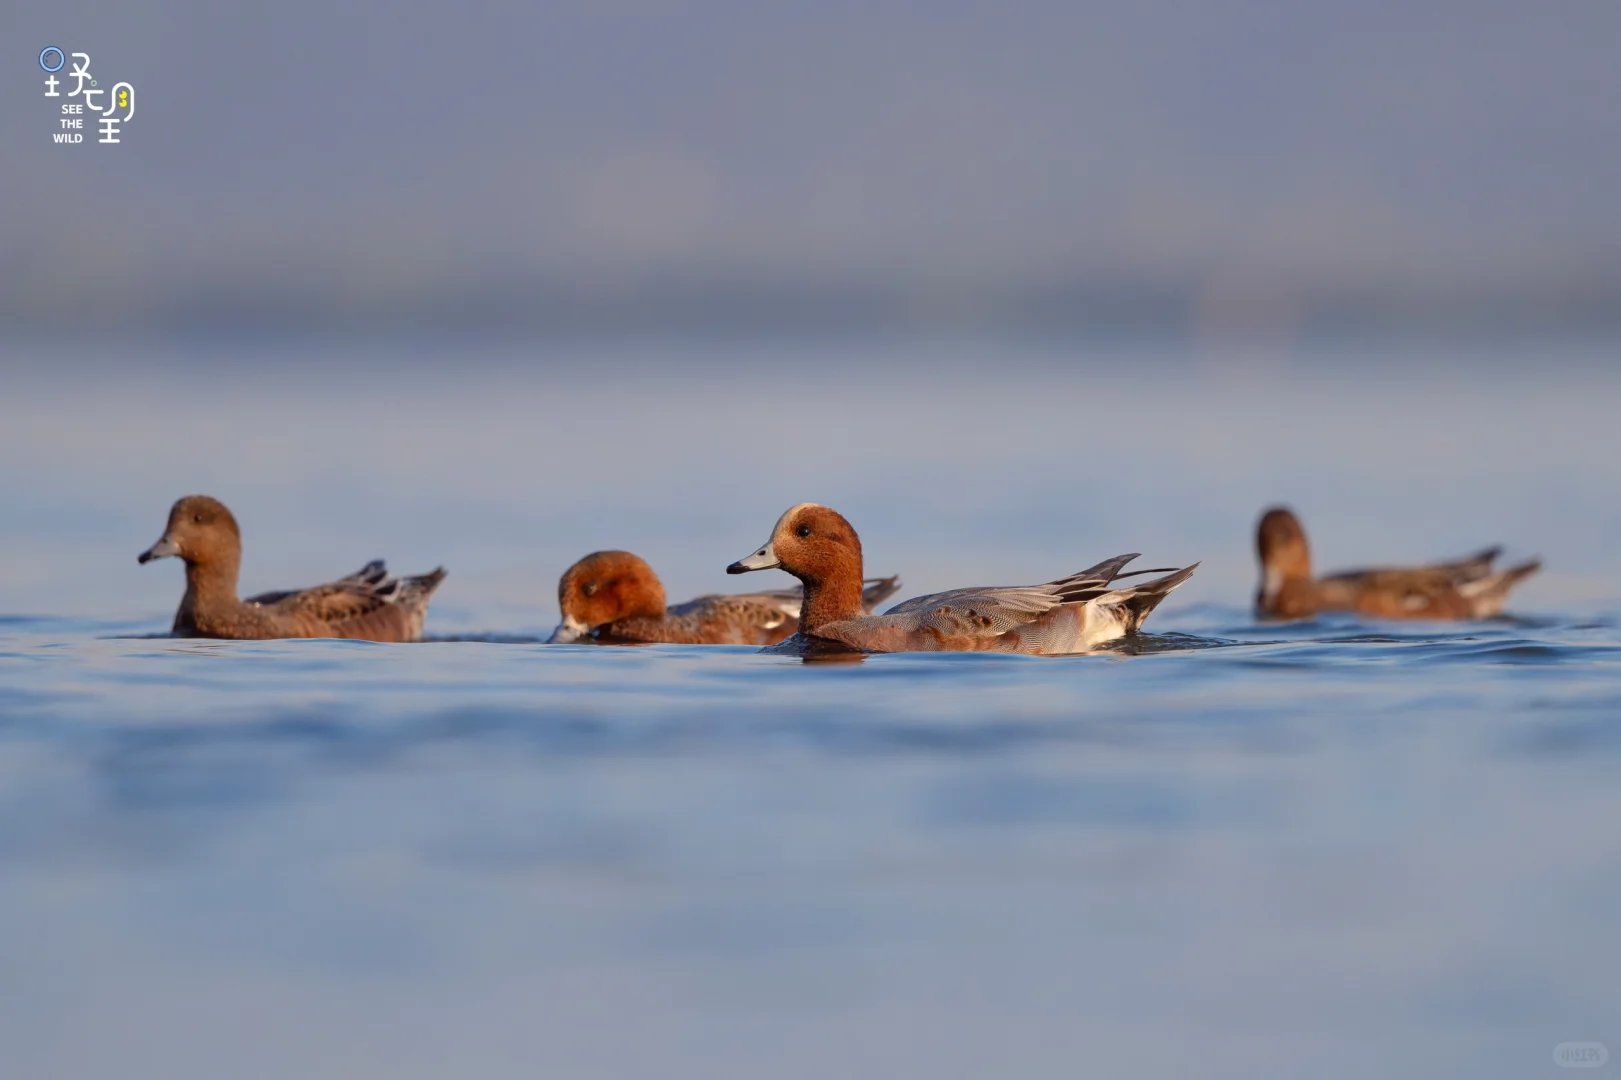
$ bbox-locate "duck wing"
[1436,545,1503,582]
[245,559,388,607]
[625,591,797,644]
[671,589,802,622]
[1321,543,1505,598]
[868,554,1145,640]
[257,563,447,634]
[1322,553,1536,618]
[883,555,1141,623]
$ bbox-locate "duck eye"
[193,513,204,524]
[796,524,811,538]
[582,582,598,597]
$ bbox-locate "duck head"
[138,495,242,569]
[548,550,668,643]
[728,503,863,583]
[1256,505,1312,608]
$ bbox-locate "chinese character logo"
[41,46,135,145]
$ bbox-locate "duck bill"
[727,541,781,575]
[137,536,180,564]
[546,615,591,644]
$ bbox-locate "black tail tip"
[413,567,449,590]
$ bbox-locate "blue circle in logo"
[40,47,65,72]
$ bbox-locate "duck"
[137,494,447,641]
[725,503,1196,655]
[546,549,902,645]
[1254,505,1540,620]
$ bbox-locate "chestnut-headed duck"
[546,549,902,645]
[138,495,447,641]
[1255,506,1541,620]
[725,503,1197,655]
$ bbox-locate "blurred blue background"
[6,0,1621,337]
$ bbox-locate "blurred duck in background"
[548,549,900,645]
[1254,506,1540,620]
[726,503,1196,655]
[138,495,446,641]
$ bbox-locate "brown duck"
[547,549,902,645]
[1255,506,1540,620]
[726,503,1197,655]
[138,495,447,641]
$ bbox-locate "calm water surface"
[1,339,1618,1078]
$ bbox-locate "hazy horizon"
[8,0,1621,333]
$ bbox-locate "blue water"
[2,340,1618,1078]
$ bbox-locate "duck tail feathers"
[1101,563,1199,634]
[1447,545,1503,579]
[1043,554,1140,603]
[395,567,448,606]
[1458,557,1540,610]
[860,575,903,612]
